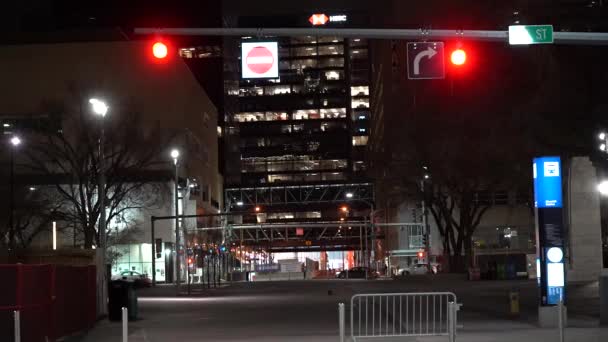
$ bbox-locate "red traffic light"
[450,49,467,66]
[417,251,424,258]
[188,257,193,264]
[152,42,168,59]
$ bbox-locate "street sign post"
[406,42,445,80]
[509,25,554,45]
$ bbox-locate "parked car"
[112,271,152,288]
[398,263,438,276]
[336,267,378,279]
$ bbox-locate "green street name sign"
[509,25,554,45]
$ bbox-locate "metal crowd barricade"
[348,292,460,341]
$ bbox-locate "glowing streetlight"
[170,149,180,164]
[345,192,354,198]
[89,98,109,117]
[10,136,21,146]
[598,180,608,196]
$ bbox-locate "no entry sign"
[241,41,279,79]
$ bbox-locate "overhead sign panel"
[241,41,279,79]
[509,25,554,45]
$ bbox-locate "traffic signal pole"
[135,27,608,45]
[420,180,431,273]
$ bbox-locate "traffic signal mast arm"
[135,27,608,45]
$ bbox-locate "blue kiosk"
[533,156,567,326]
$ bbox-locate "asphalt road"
[79,275,605,341]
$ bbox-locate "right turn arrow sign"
[413,47,438,75]
[407,42,445,80]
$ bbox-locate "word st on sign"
[241,41,279,79]
[509,25,554,45]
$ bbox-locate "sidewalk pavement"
[78,313,608,342]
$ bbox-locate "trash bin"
[601,269,608,326]
[108,280,138,321]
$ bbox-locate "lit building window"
[352,136,369,146]
[352,99,370,109]
[239,87,263,96]
[351,86,369,96]
[265,85,291,95]
[325,71,342,80]
[319,108,347,119]
[235,112,264,122]
[293,110,318,120]
[179,46,221,58]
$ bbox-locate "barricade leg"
[448,302,455,342]
[339,303,345,342]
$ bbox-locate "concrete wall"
[567,156,603,282]
[0,41,222,214]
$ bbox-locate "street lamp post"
[8,136,21,249]
[171,149,181,295]
[89,98,109,250]
[421,174,431,273]
[89,98,108,316]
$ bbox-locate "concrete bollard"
[14,310,20,342]
[558,299,564,342]
[509,291,520,316]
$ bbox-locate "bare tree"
[0,185,65,249]
[23,91,173,249]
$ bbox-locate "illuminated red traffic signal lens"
[417,252,424,258]
[450,49,466,66]
[152,42,168,59]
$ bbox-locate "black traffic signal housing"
[155,239,162,259]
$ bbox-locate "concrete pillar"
[567,156,603,282]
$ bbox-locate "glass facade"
[231,35,370,187]
[112,243,169,282]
